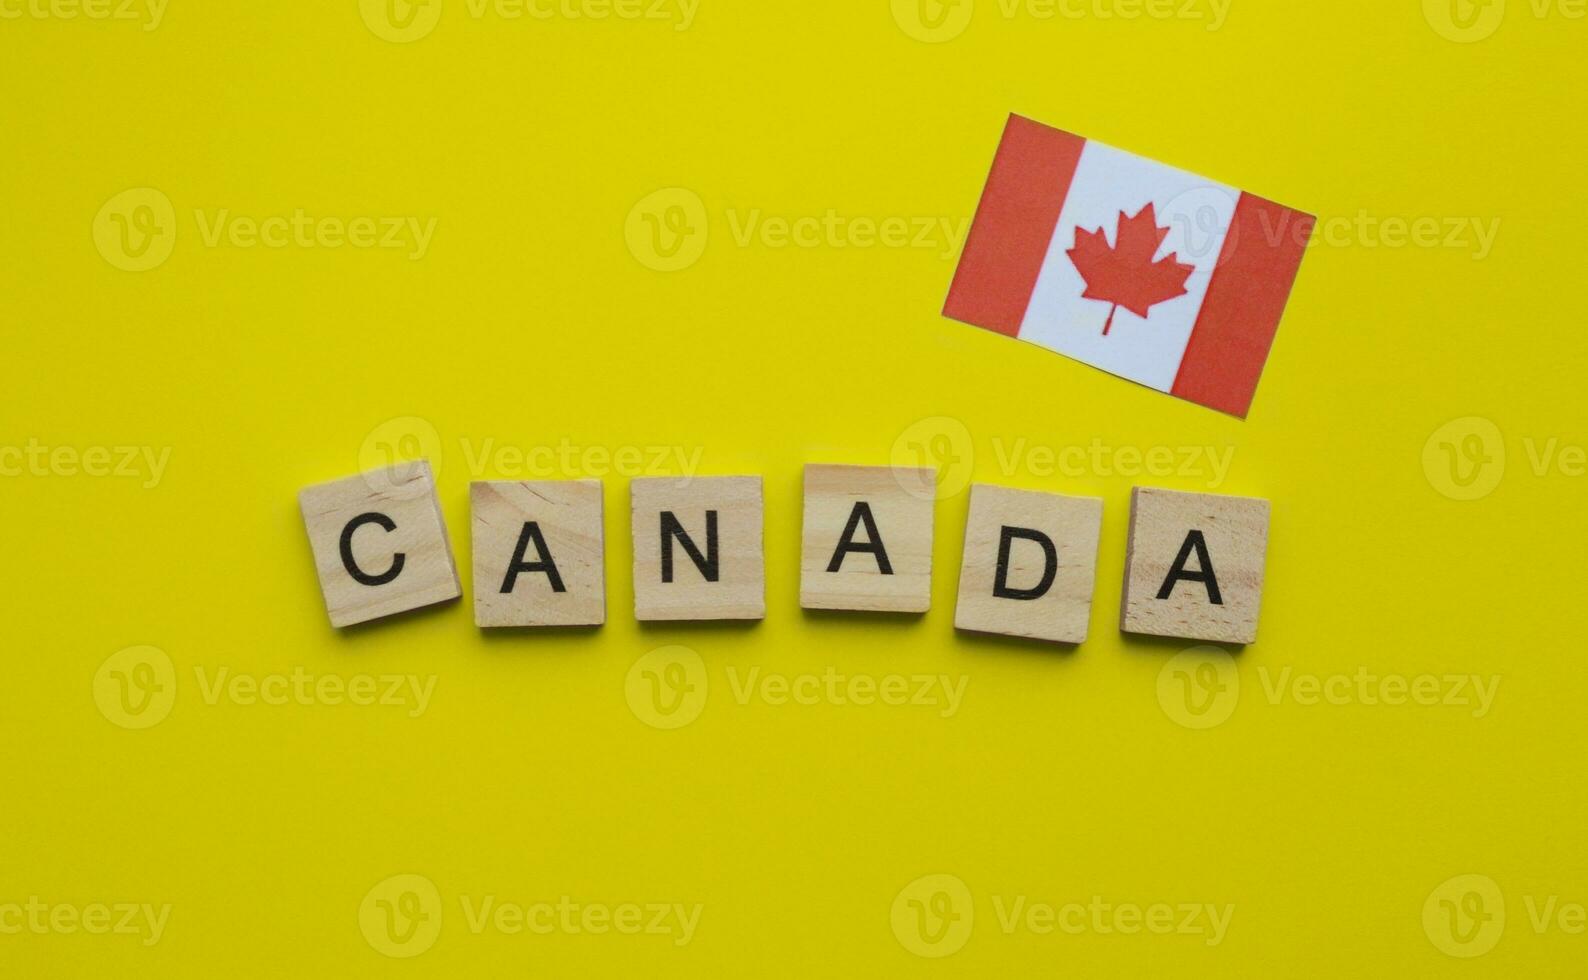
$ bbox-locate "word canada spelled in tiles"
[298,461,1270,644]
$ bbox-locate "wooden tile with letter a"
[471,480,605,628]
[800,464,936,613]
[299,460,461,628]
[1120,487,1270,644]
[954,483,1103,644]
[631,476,765,621]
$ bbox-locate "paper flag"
[944,114,1315,417]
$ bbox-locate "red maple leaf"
[1066,203,1195,336]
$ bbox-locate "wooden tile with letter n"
[471,480,605,628]
[299,460,461,628]
[954,483,1103,644]
[800,463,936,613]
[631,476,765,621]
[1121,487,1270,644]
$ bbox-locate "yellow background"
[3,0,1585,974]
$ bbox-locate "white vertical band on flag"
[1017,141,1239,393]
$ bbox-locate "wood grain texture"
[1120,487,1269,644]
[954,483,1103,644]
[299,460,461,628]
[471,480,605,628]
[799,464,936,613]
[631,476,765,621]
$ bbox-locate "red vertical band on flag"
[943,115,1085,338]
[1171,194,1314,417]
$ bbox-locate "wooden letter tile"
[471,480,605,628]
[800,464,936,613]
[299,460,461,628]
[631,477,765,621]
[954,483,1103,644]
[1120,487,1270,644]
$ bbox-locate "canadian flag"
[944,114,1314,417]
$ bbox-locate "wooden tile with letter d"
[631,476,765,621]
[1121,487,1270,644]
[954,483,1103,644]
